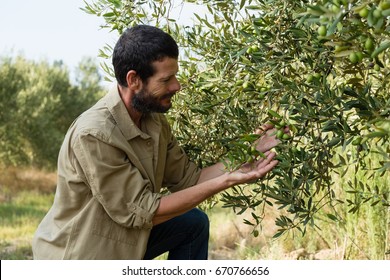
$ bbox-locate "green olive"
[317,25,327,36]
[335,45,343,52]
[359,7,369,18]
[250,45,259,52]
[234,80,243,87]
[380,1,390,10]
[373,8,383,19]
[349,52,359,64]
[365,38,375,52]
[356,51,363,62]
[250,146,257,154]
[332,5,341,13]
[352,137,362,146]
[313,73,321,79]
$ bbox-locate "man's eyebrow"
[159,73,177,80]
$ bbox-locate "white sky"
[0,0,206,79]
[0,0,118,73]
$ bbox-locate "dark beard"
[131,88,173,114]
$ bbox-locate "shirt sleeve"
[162,122,202,193]
[73,132,162,230]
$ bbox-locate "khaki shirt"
[32,86,201,259]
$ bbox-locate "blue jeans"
[143,208,209,260]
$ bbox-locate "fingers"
[231,151,278,185]
[283,126,290,134]
[256,151,276,168]
[255,123,274,134]
[249,153,279,181]
[256,122,290,135]
[244,151,278,179]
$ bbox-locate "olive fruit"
[380,1,390,10]
[365,38,375,52]
[356,51,363,62]
[373,8,383,19]
[349,52,359,64]
[317,25,327,36]
[359,7,369,18]
[352,137,362,146]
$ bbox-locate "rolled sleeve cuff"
[126,193,161,229]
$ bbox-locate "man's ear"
[126,70,142,91]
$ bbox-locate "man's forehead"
[152,57,179,74]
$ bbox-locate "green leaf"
[239,0,246,10]
[371,40,390,58]
[327,137,341,147]
[326,214,338,221]
[272,230,285,239]
[267,109,282,119]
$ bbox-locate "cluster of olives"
[274,120,291,141]
[316,1,389,68]
[266,110,292,141]
[358,1,390,20]
[246,45,259,55]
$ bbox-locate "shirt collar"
[105,85,158,141]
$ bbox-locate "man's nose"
[170,77,181,92]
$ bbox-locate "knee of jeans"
[190,208,209,234]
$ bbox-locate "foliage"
[83,0,390,237]
[0,56,105,169]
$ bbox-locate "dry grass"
[207,203,348,260]
[0,165,56,202]
[0,166,56,259]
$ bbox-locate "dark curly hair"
[112,25,179,87]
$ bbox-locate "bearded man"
[32,25,281,260]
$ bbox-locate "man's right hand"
[225,151,278,186]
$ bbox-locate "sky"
[0,0,205,85]
[0,0,118,73]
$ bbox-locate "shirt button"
[147,141,152,146]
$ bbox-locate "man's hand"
[226,151,278,185]
[254,123,289,153]
[154,152,278,226]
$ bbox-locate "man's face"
[132,57,180,113]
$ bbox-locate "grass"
[0,191,54,260]
[0,166,56,260]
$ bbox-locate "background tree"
[83,0,389,257]
[0,56,105,169]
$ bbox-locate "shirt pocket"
[92,206,139,245]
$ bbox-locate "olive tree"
[83,0,389,238]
